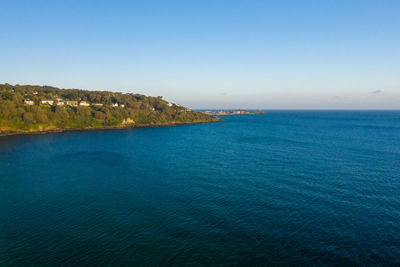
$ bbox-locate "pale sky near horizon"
[1,0,399,109]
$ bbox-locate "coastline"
[0,119,222,137]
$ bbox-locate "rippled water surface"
[1,111,399,265]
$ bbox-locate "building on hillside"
[120,104,125,108]
[79,101,90,106]
[41,100,54,105]
[55,98,65,106]
[93,103,103,107]
[66,101,78,107]
[112,103,119,107]
[168,102,173,107]
[24,99,34,105]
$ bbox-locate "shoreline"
[0,119,222,137]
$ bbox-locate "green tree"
[94,111,106,120]
[35,109,49,123]
[23,112,35,124]
[55,106,69,124]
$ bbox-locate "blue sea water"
[0,111,399,266]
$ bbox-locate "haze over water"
[1,111,399,265]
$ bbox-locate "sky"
[1,0,399,109]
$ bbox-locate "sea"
[0,111,399,266]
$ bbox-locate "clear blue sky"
[1,0,399,109]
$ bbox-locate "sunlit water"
[1,111,399,265]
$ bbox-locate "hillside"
[0,84,221,135]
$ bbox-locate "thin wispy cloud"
[371,90,382,94]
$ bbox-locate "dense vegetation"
[0,83,220,134]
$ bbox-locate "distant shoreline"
[201,109,266,116]
[0,119,222,137]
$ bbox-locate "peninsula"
[0,84,221,136]
[202,109,266,115]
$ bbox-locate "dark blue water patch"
[0,111,400,266]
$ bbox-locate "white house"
[112,103,119,107]
[41,100,54,105]
[120,104,125,108]
[94,103,103,107]
[56,98,65,106]
[79,101,90,106]
[24,99,34,105]
[66,101,78,107]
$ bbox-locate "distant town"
[202,110,266,115]
[24,95,127,108]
